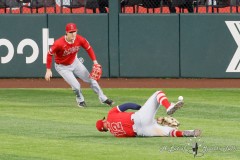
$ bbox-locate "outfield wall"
[0,13,240,78]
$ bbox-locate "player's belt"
[55,62,68,66]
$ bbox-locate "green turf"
[0,88,239,160]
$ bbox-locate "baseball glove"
[89,64,102,81]
[156,116,180,129]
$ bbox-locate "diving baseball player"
[45,23,113,107]
[96,90,201,137]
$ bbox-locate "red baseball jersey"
[106,106,136,137]
[46,35,96,69]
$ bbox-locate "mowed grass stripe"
[0,88,239,160]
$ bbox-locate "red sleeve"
[46,52,53,69]
[50,42,58,54]
[46,41,58,69]
[86,47,96,61]
[81,38,96,61]
[108,106,120,114]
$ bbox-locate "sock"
[170,130,183,137]
[73,89,84,102]
[73,89,80,97]
[156,91,171,109]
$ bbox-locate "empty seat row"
[0,0,100,14]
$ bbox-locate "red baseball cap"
[96,117,106,132]
[66,23,77,33]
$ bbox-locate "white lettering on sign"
[0,39,14,64]
[42,28,54,64]
[0,28,54,64]
[225,21,240,72]
[17,39,39,64]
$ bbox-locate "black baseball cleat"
[103,99,114,106]
[78,101,87,108]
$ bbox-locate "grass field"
[0,88,239,160]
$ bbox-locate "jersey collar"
[65,35,76,44]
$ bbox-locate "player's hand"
[45,69,52,81]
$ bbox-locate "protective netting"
[0,0,239,14]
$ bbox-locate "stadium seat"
[121,0,142,13]
[229,0,239,13]
[160,0,177,13]
[0,0,7,13]
[172,0,194,13]
[85,0,99,13]
[60,0,85,13]
[141,0,161,13]
[194,0,208,13]
[210,0,230,13]
[0,0,22,13]
[23,0,56,13]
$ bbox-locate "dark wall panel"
[119,14,180,77]
[180,14,240,78]
[0,15,47,77]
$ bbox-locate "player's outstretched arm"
[45,51,53,81]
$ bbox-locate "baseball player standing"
[96,90,201,137]
[45,23,113,107]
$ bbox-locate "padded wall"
[180,14,240,78]
[119,14,180,77]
